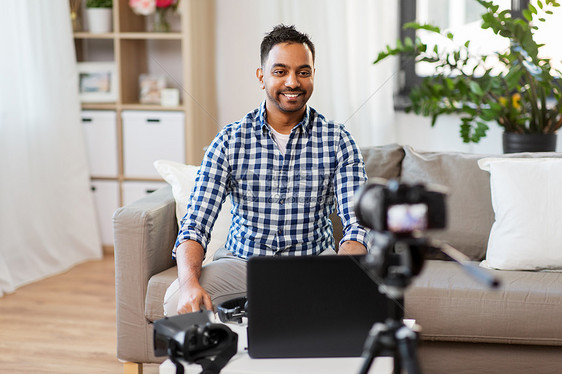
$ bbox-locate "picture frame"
[139,74,167,104]
[77,62,118,103]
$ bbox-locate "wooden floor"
[0,255,159,374]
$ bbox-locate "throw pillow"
[153,160,232,264]
[400,146,495,260]
[478,158,562,271]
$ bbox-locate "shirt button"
[279,199,285,204]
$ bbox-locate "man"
[164,25,368,316]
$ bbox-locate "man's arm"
[334,127,369,250]
[175,240,214,314]
[338,240,367,255]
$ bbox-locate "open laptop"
[246,254,398,358]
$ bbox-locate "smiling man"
[164,25,369,316]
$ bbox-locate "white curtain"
[0,2,102,296]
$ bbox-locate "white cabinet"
[122,111,185,179]
[82,110,118,177]
[91,180,120,246]
[122,181,168,207]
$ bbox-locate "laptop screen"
[246,255,398,358]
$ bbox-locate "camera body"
[355,179,447,234]
[153,310,238,372]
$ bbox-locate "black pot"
[502,132,558,153]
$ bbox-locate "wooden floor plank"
[0,255,159,374]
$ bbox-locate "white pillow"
[154,160,232,264]
[478,158,562,270]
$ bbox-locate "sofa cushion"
[405,260,562,346]
[145,266,178,322]
[400,146,494,260]
[478,158,562,271]
[361,143,405,180]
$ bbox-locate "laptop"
[246,254,398,358]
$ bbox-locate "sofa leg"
[124,362,143,374]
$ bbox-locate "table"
[159,319,415,374]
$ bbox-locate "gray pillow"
[400,145,562,260]
[361,143,405,179]
[401,146,493,260]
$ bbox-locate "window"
[396,0,562,98]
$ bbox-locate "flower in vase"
[129,0,155,15]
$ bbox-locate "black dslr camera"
[354,179,447,235]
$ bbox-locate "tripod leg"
[358,324,385,374]
[395,326,421,374]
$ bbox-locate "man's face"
[257,42,315,116]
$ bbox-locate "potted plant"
[375,0,562,153]
[85,0,113,34]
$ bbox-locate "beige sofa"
[113,144,562,373]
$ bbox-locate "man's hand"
[176,240,214,314]
[338,240,367,255]
[177,279,213,314]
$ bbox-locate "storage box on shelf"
[122,181,168,207]
[122,111,185,179]
[90,180,120,247]
[82,110,118,178]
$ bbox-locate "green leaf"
[404,37,414,48]
[522,9,533,21]
[404,22,441,33]
[469,81,484,95]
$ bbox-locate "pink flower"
[156,0,175,8]
[129,0,155,15]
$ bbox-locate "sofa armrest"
[113,185,177,362]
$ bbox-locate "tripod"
[358,236,424,374]
[357,235,500,374]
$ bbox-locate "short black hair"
[260,24,315,67]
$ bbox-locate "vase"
[86,8,113,34]
[152,8,170,32]
[502,132,558,153]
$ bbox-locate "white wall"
[395,112,562,154]
[215,0,265,126]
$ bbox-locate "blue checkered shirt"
[174,102,368,259]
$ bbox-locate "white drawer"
[82,110,118,177]
[122,181,168,206]
[122,111,185,178]
[90,180,120,246]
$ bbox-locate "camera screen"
[387,203,428,233]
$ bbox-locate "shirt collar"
[257,101,313,135]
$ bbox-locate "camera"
[153,310,238,374]
[354,179,447,234]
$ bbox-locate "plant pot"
[87,8,113,34]
[502,132,558,154]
